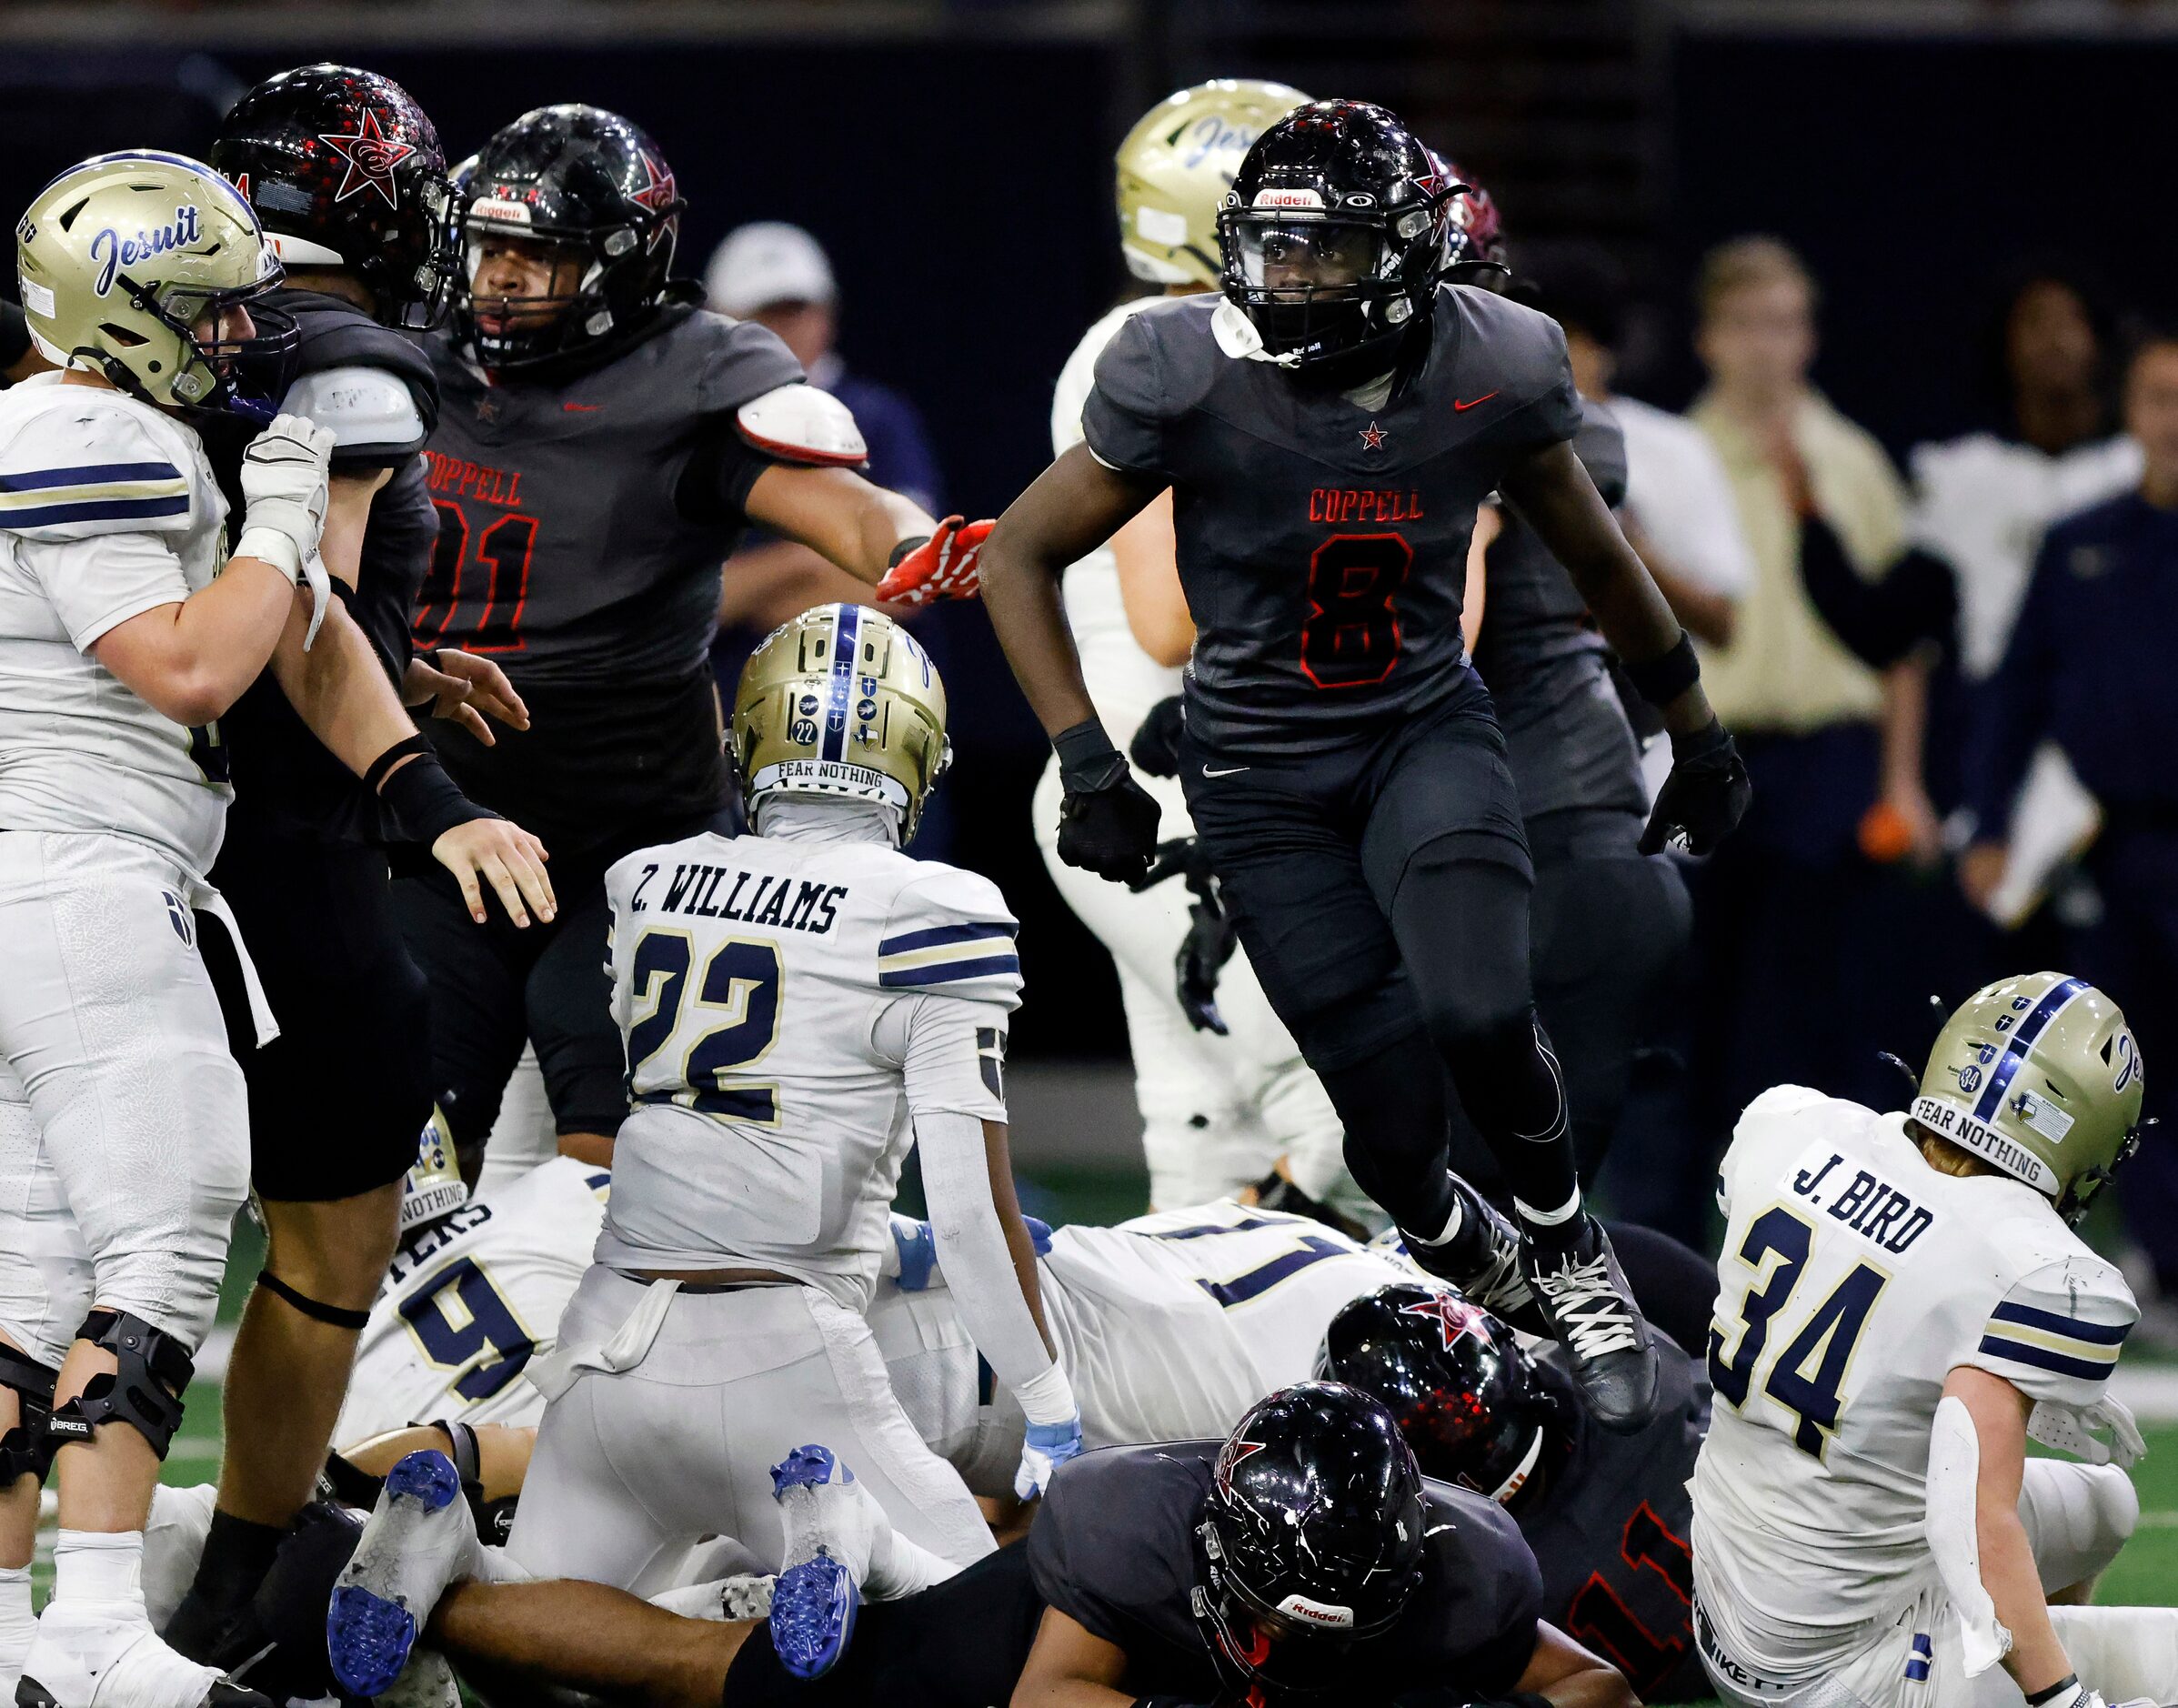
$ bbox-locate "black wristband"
[376,745,493,845]
[888,534,931,569]
[1670,714,1732,760]
[1623,629,1701,708]
[362,732,432,792]
[2026,1677,2079,1707]
[1053,718,1128,792]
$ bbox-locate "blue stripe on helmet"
[1973,976,2090,1121]
[820,604,860,763]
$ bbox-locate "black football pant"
[1444,806,1691,1192]
[1180,689,1580,1241]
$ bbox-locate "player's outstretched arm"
[1498,438,1752,856]
[1009,1606,1134,1708]
[743,462,937,590]
[1508,1621,1640,1708]
[1945,1366,2079,1699]
[430,1575,749,1708]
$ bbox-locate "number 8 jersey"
[1690,1085,2137,1676]
[597,824,1020,1310]
[1080,284,1580,758]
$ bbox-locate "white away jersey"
[0,377,232,875]
[597,829,1019,1308]
[1042,1201,1413,1446]
[334,1156,613,1442]
[1691,1085,2137,1675]
[1052,297,1185,744]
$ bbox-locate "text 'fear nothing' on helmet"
[456,104,686,373]
[1913,970,2146,1222]
[212,63,455,331]
[15,149,296,419]
[1198,1381,1429,1693]
[730,604,952,845]
[1116,78,1311,289]
[1218,99,1461,376]
[1317,1282,1554,1503]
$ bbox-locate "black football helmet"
[455,105,687,373]
[1219,99,1460,381]
[212,65,454,330]
[1197,1381,1428,1693]
[1316,1283,1559,1503]
[1429,148,1507,281]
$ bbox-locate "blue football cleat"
[768,1445,864,1679]
[326,1450,469,1698]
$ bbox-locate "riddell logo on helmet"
[1275,1592,1355,1629]
[1253,186,1324,209]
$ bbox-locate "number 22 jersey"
[1081,286,1581,757]
[1691,1085,2137,1675]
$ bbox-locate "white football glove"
[2029,1395,2148,1469]
[236,413,336,648]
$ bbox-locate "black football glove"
[1054,720,1159,884]
[1129,695,1187,779]
[1129,837,1237,1033]
[1640,717,1752,856]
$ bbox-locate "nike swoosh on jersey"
[1452,391,1501,412]
[563,402,602,413]
[1201,764,1250,778]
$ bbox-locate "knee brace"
[0,1343,58,1484]
[45,1309,195,1461]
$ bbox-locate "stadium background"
[5,0,2178,1644]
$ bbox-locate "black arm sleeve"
[675,418,786,527]
[1,299,30,379]
[1797,514,1958,669]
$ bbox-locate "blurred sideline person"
[1692,974,2164,1708]
[706,221,945,654]
[1031,78,1367,1219]
[1963,332,2178,1300]
[0,152,336,1708]
[1,300,51,383]
[400,105,987,1181]
[167,66,557,1658]
[1629,236,1929,1244]
[326,606,1080,1695]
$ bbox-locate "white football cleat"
[16,1605,267,1708]
[325,1451,482,1699]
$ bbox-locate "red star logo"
[320,109,416,209]
[1359,420,1388,452]
[1215,1436,1268,1499]
[627,152,678,252]
[1400,1290,1492,1354]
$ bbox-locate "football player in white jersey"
[1692,972,2173,1708]
[326,604,1079,1692]
[0,152,346,1708]
[1030,80,1375,1220]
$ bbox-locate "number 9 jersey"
[1690,1084,2137,1678]
[597,824,1020,1310]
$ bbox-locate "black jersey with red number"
[1029,1442,1543,1706]
[1081,286,1581,758]
[417,306,801,849]
[1521,1344,1711,1703]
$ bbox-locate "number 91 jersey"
[1080,286,1581,758]
[597,827,1019,1309]
[1690,1086,2137,1673]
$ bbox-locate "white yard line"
[2107,1364,2178,1421]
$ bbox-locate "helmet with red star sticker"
[453,104,688,375]
[212,64,455,331]
[1316,1281,1561,1504]
[1426,147,1508,281]
[1196,1381,1428,1694]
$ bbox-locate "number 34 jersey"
[1691,1085,2138,1671]
[1081,286,1581,757]
[597,828,1020,1309]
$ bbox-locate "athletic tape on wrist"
[1624,630,1701,708]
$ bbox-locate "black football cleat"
[1400,1174,1546,1337]
[1521,1217,1660,1434]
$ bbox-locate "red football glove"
[875,516,994,605]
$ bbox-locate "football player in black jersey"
[980,100,1751,1432]
[402,104,987,1181]
[1321,1284,1712,1702]
[166,65,557,1659]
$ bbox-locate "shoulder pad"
[690,312,808,417]
[281,367,430,461]
[0,396,195,541]
[878,865,1021,1006]
[1093,296,1216,423]
[737,384,868,468]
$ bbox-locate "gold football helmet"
[731,603,950,842]
[400,1106,469,1237]
[1116,79,1310,287]
[15,149,286,409]
[1913,971,2145,1221]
